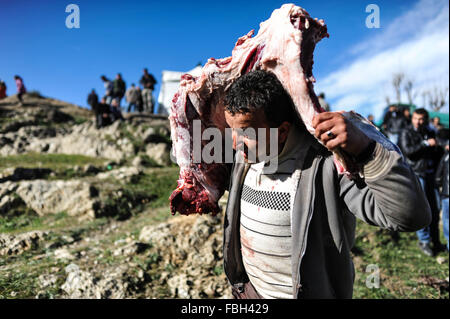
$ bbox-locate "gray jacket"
[223,130,431,299]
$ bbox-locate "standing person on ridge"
[140,68,157,114]
[113,73,126,107]
[14,75,26,106]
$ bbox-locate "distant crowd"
[378,105,449,256]
[87,68,157,129]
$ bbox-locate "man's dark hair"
[224,70,298,127]
[414,108,429,122]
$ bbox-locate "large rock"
[0,181,21,214]
[1,121,134,162]
[145,143,171,166]
[61,264,100,298]
[0,231,49,256]
[139,214,231,298]
[61,263,147,299]
[96,166,142,183]
[15,180,98,218]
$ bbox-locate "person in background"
[135,86,143,113]
[367,114,375,126]
[430,116,443,134]
[87,89,98,109]
[101,75,114,104]
[0,80,7,99]
[96,97,112,129]
[125,83,140,113]
[317,92,330,112]
[403,108,411,122]
[14,75,26,106]
[399,108,445,256]
[112,73,126,107]
[140,68,157,114]
[382,105,408,145]
[435,142,449,252]
[87,89,99,127]
[110,98,125,122]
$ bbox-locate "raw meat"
[169,4,328,215]
[168,4,398,216]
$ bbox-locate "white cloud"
[316,0,449,120]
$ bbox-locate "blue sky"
[0,0,448,120]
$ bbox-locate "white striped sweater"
[240,126,305,299]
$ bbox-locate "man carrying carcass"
[222,69,431,299]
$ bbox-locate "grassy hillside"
[352,220,448,298]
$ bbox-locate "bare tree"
[384,95,391,106]
[392,72,405,104]
[404,79,417,105]
[421,90,429,108]
[427,85,449,112]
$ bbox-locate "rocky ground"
[0,94,231,299]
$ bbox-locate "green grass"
[0,252,68,299]
[352,219,449,299]
[0,210,109,236]
[0,209,43,234]
[124,167,179,209]
[91,167,178,220]
[72,116,88,125]
[0,153,106,170]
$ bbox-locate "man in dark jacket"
[223,70,431,299]
[140,68,157,113]
[95,97,112,129]
[436,142,449,251]
[112,73,126,107]
[87,89,99,127]
[399,108,445,256]
[382,105,408,145]
[87,89,98,107]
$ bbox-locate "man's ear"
[278,121,291,143]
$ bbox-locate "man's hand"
[427,138,437,147]
[312,111,372,156]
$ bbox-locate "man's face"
[224,108,289,163]
[412,112,426,130]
